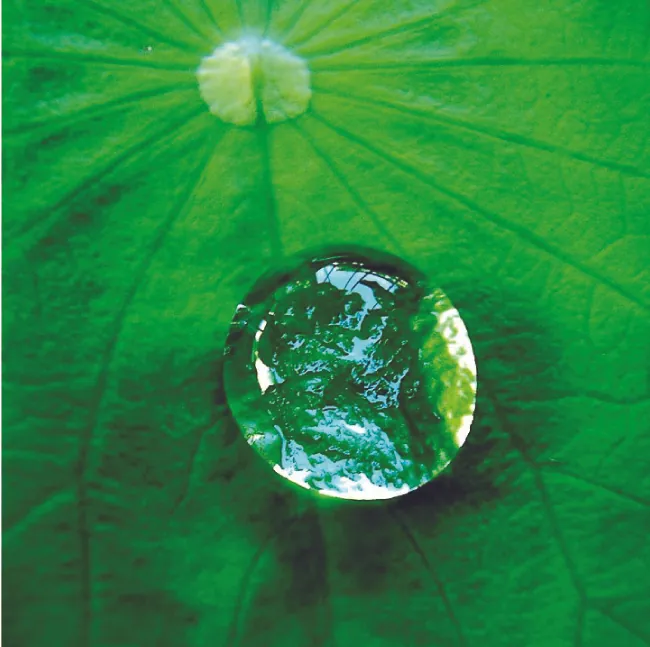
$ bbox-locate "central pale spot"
[197,37,312,126]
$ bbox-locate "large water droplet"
[224,250,477,501]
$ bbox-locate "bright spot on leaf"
[197,37,312,126]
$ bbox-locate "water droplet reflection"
[224,251,477,501]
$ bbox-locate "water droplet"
[224,250,477,501]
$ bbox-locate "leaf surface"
[3,1,650,646]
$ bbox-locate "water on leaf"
[224,250,477,501]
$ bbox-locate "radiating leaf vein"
[311,57,650,71]
[538,464,650,507]
[595,606,650,644]
[13,107,205,248]
[259,125,283,258]
[276,0,317,43]
[287,0,361,49]
[312,85,650,180]
[390,508,467,646]
[4,489,73,539]
[293,119,402,253]
[5,50,194,71]
[74,129,224,647]
[225,529,282,647]
[4,84,196,137]
[301,0,485,59]
[160,0,211,42]
[492,399,588,646]
[310,111,649,311]
[197,0,224,34]
[82,0,201,53]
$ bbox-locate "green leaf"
[3,1,649,646]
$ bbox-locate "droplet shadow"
[180,358,332,647]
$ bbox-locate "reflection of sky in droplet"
[254,319,275,392]
[316,264,397,311]
[255,264,402,390]
[268,408,413,500]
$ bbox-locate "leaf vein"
[310,112,649,310]
[492,402,587,601]
[258,125,283,258]
[4,489,73,539]
[4,49,194,71]
[288,0,362,50]
[4,84,195,137]
[538,464,650,507]
[160,0,211,42]
[292,119,402,253]
[75,129,224,647]
[303,0,485,59]
[390,508,467,646]
[81,0,200,53]
[225,529,283,647]
[13,107,205,249]
[198,0,224,34]
[276,0,317,42]
[173,422,215,511]
[313,86,650,180]
[312,57,650,72]
[594,606,650,644]
[235,0,245,28]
